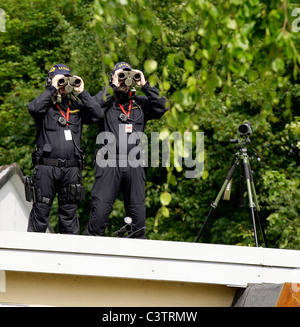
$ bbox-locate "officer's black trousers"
[27,165,81,234]
[84,164,146,238]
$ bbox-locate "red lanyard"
[56,105,70,125]
[118,100,132,118]
[118,93,132,118]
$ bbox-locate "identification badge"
[64,129,72,141]
[125,124,133,133]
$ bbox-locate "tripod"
[195,136,268,247]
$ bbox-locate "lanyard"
[56,105,70,125]
[118,100,132,118]
[118,92,132,118]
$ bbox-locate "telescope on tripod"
[195,122,268,247]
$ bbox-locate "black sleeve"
[141,82,168,121]
[77,90,104,125]
[27,86,57,117]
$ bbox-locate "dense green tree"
[0,0,299,248]
[91,0,300,248]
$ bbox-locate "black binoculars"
[118,70,141,87]
[58,76,81,93]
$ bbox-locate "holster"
[24,176,51,205]
[59,184,85,205]
[31,150,38,166]
[79,154,85,170]
[24,176,36,203]
[69,184,85,203]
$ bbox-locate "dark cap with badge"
[112,62,132,74]
[48,63,72,77]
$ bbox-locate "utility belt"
[24,176,85,205]
[95,145,145,161]
[23,176,52,205]
[32,155,84,170]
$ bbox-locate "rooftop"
[0,231,299,288]
[0,163,299,306]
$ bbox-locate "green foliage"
[92,0,300,248]
[0,0,299,248]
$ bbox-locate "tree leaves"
[160,192,172,206]
[144,59,157,74]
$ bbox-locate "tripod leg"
[195,158,238,243]
[248,163,268,247]
[243,157,259,247]
[239,163,245,208]
[255,211,268,247]
[195,206,215,243]
[248,163,260,212]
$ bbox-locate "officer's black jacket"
[93,82,167,154]
[28,86,103,160]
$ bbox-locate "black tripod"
[195,134,268,247]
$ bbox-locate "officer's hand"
[133,70,146,87]
[51,74,65,89]
[73,75,84,94]
[112,69,131,93]
[112,69,122,88]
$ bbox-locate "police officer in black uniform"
[84,62,167,238]
[27,63,103,234]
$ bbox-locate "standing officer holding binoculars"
[84,61,167,238]
[26,63,103,234]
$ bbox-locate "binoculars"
[58,76,81,93]
[117,70,141,88]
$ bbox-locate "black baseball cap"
[112,62,132,74]
[48,63,72,76]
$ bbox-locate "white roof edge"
[0,231,299,287]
